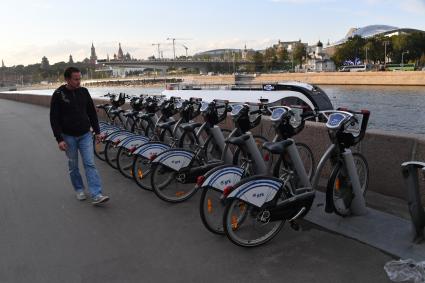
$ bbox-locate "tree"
[332,35,366,66]
[252,51,264,72]
[263,47,277,72]
[419,53,425,67]
[41,56,50,70]
[277,47,288,63]
[292,42,306,68]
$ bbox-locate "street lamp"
[401,50,409,68]
[383,41,390,66]
[365,46,369,65]
[291,52,294,72]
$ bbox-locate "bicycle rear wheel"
[151,160,200,203]
[223,198,285,247]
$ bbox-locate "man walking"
[50,67,109,205]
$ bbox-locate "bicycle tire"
[178,131,199,152]
[233,135,268,166]
[117,147,135,179]
[201,129,232,161]
[104,141,120,169]
[132,155,153,191]
[150,159,200,203]
[223,198,285,247]
[93,137,107,161]
[159,127,173,144]
[327,152,369,217]
[199,188,226,234]
[131,119,147,136]
[273,142,315,181]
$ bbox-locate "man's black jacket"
[49,85,100,143]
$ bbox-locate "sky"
[0,0,424,66]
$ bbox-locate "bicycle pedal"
[289,220,300,231]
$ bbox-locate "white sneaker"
[76,191,87,201]
[92,194,110,205]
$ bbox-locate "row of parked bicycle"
[93,92,370,247]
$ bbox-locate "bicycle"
[149,102,270,203]
[198,105,315,235]
[221,107,370,247]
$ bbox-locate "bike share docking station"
[401,161,425,243]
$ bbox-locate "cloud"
[362,0,425,14]
[400,0,425,14]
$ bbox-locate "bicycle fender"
[227,178,282,208]
[99,121,110,129]
[100,126,120,136]
[117,135,149,150]
[105,130,134,143]
[133,142,171,159]
[152,149,195,171]
[200,165,244,191]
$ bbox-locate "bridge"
[97,59,255,74]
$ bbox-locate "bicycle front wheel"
[178,131,199,152]
[132,155,153,191]
[93,137,107,161]
[117,147,136,178]
[223,198,285,247]
[197,128,231,161]
[104,141,120,169]
[273,142,315,181]
[199,188,226,234]
[329,152,369,216]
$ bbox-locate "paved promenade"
[0,99,393,283]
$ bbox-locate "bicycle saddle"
[180,122,202,132]
[157,120,177,129]
[138,113,156,119]
[225,133,251,146]
[262,140,294,154]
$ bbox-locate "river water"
[3,85,425,135]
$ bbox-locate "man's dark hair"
[64,67,81,79]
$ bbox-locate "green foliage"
[332,32,425,67]
[332,35,366,66]
[0,57,107,84]
[292,42,307,67]
[252,51,264,72]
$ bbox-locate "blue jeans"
[62,132,103,198]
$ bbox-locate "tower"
[90,42,97,65]
[117,43,124,61]
[316,40,323,55]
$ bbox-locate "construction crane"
[151,43,161,60]
[166,38,191,59]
